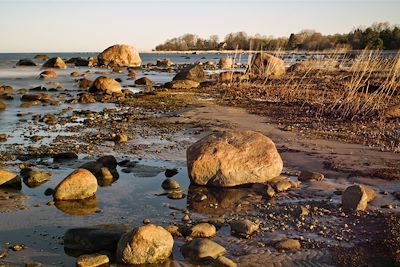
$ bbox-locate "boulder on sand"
[187,131,283,187]
[173,64,205,83]
[90,76,121,94]
[116,224,173,265]
[42,57,67,69]
[54,168,98,200]
[164,79,200,89]
[247,53,285,77]
[342,184,376,211]
[98,44,142,68]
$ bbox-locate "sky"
[0,0,399,53]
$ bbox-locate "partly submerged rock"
[90,76,121,94]
[298,170,324,181]
[54,168,97,200]
[173,64,205,82]
[42,57,67,69]
[187,130,283,187]
[98,44,141,67]
[20,168,51,188]
[76,253,109,267]
[116,224,173,265]
[64,224,132,254]
[135,77,154,86]
[16,59,37,66]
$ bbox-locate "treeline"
[154,22,400,51]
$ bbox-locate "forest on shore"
[154,22,400,51]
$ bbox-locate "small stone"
[298,170,324,181]
[275,239,301,250]
[165,168,178,177]
[165,225,182,237]
[12,245,24,251]
[143,218,151,224]
[266,185,275,198]
[190,223,217,238]
[230,219,259,236]
[114,134,128,144]
[161,178,180,190]
[297,206,309,217]
[342,184,376,211]
[76,253,109,267]
[0,250,7,259]
[46,201,55,206]
[275,181,292,192]
[44,188,54,196]
[25,263,42,267]
[182,214,190,222]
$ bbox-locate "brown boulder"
[90,76,121,94]
[40,70,57,79]
[98,44,141,67]
[187,131,283,187]
[17,59,37,66]
[42,57,67,69]
[342,184,376,211]
[116,224,173,265]
[173,64,205,82]
[54,168,98,200]
[135,77,154,86]
[248,53,285,77]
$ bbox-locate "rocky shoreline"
[0,45,399,267]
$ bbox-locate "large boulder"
[98,44,141,67]
[90,76,121,94]
[116,224,173,265]
[42,57,67,69]
[173,64,205,82]
[248,53,285,77]
[54,168,98,200]
[187,131,283,187]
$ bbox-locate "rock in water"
[187,131,283,187]
[16,59,37,66]
[39,70,57,79]
[98,44,141,67]
[42,57,67,69]
[76,253,109,267]
[54,169,98,200]
[64,224,132,253]
[248,53,285,77]
[173,64,205,82]
[21,168,51,187]
[135,77,153,86]
[181,238,226,261]
[90,76,121,94]
[116,224,173,265]
[161,178,180,190]
[190,223,217,238]
[53,152,78,162]
[0,169,20,187]
[342,184,376,211]
[0,101,6,110]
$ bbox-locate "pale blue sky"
[0,0,399,52]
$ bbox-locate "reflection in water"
[55,197,98,216]
[187,184,264,215]
[97,168,120,187]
